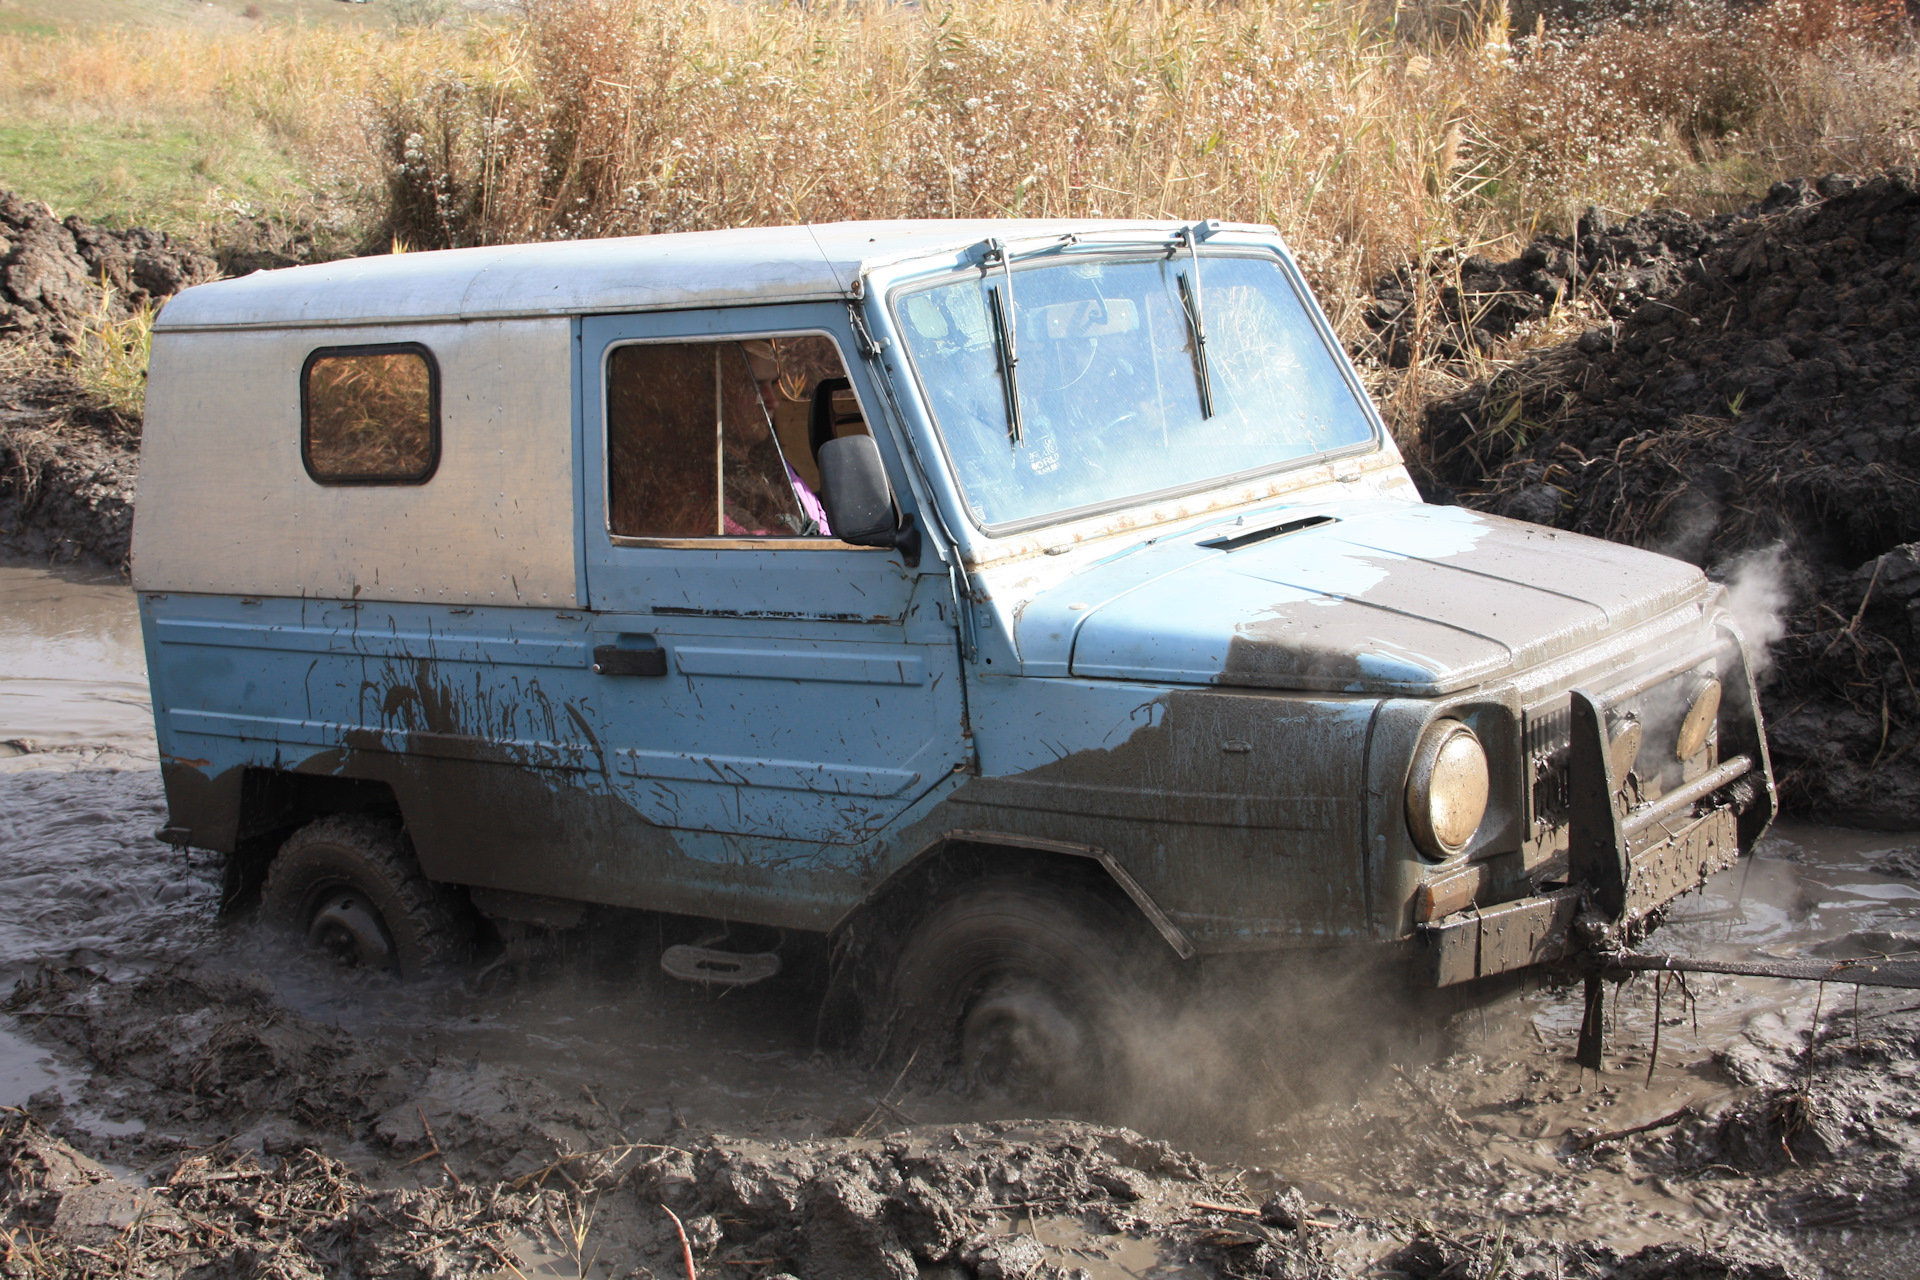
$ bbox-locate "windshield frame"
[886,243,1384,538]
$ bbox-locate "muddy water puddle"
[5,561,1920,1274]
[0,562,153,756]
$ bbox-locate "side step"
[661,944,781,988]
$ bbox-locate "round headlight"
[1406,719,1490,861]
[1676,677,1722,760]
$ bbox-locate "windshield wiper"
[982,239,1025,445]
[1173,225,1216,419]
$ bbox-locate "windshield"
[895,252,1377,530]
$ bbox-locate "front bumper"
[1419,801,1741,986]
[1417,636,1771,987]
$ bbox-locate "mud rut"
[0,568,1917,1280]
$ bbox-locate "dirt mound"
[1414,170,1920,827]
[1661,997,1920,1233]
[0,1109,585,1279]
[0,192,217,569]
[1359,207,1723,368]
[0,195,217,338]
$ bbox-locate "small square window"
[302,343,440,485]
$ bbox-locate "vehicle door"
[577,306,967,876]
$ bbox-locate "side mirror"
[818,435,921,568]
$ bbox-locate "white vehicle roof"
[154,218,1264,331]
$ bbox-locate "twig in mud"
[404,1104,462,1188]
[579,1083,630,1139]
[399,1106,445,1170]
[511,1141,688,1192]
[1803,981,1826,1097]
[1646,972,1665,1088]
[1572,1105,1694,1150]
[483,1237,531,1279]
[1857,1001,1920,1021]
[988,1195,1069,1211]
[662,1203,698,1280]
[1190,1199,1261,1217]
[853,1046,918,1139]
[873,1096,918,1128]
[545,1194,600,1278]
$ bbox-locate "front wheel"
[888,878,1166,1112]
[260,815,468,977]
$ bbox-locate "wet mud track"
[3,563,1919,1278]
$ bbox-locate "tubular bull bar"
[1418,677,1766,989]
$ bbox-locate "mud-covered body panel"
[958,677,1378,947]
[141,590,967,930]
[144,588,1375,948]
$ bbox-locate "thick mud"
[3,563,1919,1278]
[0,194,221,570]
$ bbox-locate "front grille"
[1524,703,1572,832]
[1523,661,1715,839]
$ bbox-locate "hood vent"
[1199,513,1337,553]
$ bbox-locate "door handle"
[593,644,668,677]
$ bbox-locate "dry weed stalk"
[65,289,154,425]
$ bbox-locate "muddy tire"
[888,878,1163,1112]
[260,815,467,978]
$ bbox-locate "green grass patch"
[0,9,61,37]
[0,114,305,233]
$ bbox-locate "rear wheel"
[260,815,467,977]
[889,878,1165,1112]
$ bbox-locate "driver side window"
[605,335,868,540]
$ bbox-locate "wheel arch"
[847,830,1193,960]
[816,829,1194,1049]
[222,768,406,911]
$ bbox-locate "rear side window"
[302,343,439,485]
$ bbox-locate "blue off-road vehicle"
[134,220,1772,1098]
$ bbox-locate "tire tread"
[261,814,467,975]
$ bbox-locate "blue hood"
[1012,502,1709,695]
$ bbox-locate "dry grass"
[0,23,461,234]
[66,289,154,423]
[0,0,1913,347]
[365,0,1917,302]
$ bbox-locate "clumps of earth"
[0,191,339,568]
[1401,169,1920,827]
[0,958,1832,1279]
